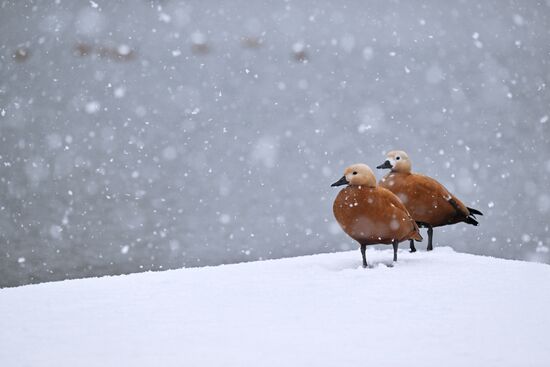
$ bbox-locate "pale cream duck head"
[376,150,412,173]
[331,163,377,188]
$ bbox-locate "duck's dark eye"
[396,156,401,160]
[352,171,358,175]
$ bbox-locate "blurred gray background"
[1,0,549,287]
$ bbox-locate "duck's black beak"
[331,176,349,187]
[376,160,392,169]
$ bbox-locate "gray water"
[1,0,549,287]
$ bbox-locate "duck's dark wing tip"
[464,216,479,226]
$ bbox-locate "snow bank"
[1,247,550,366]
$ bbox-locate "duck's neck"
[350,184,376,190]
[390,170,411,175]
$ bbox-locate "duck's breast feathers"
[333,186,418,244]
[333,186,365,215]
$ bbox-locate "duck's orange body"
[376,150,482,252]
[331,163,422,267]
[333,185,422,245]
[379,172,472,227]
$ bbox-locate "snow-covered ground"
[1,247,549,367]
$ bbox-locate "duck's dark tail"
[464,207,483,226]
[467,207,483,217]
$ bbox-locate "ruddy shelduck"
[331,163,422,267]
[377,150,482,252]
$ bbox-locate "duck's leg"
[427,226,434,251]
[409,239,417,253]
[392,240,399,262]
[360,244,368,268]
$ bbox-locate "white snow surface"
[1,247,550,367]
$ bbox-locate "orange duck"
[376,150,483,252]
[331,163,422,267]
